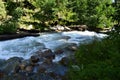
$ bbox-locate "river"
[0,31,106,60]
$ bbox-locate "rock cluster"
[0,47,75,80]
[49,25,88,32]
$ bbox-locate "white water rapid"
[0,31,107,60]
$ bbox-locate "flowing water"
[0,31,107,60]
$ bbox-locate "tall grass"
[65,28,120,80]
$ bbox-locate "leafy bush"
[66,30,120,80]
[0,0,116,32]
[86,0,114,28]
[0,21,18,34]
[113,3,120,25]
[0,0,6,20]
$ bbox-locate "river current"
[0,31,107,60]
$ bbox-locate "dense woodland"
[0,0,120,80]
[0,0,119,34]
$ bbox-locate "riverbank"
[0,25,110,41]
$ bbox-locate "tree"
[86,0,114,29]
[0,0,6,21]
[113,1,120,26]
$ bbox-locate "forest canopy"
[0,0,119,34]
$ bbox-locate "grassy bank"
[65,29,120,80]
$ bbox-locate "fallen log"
[0,33,39,41]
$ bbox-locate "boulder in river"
[59,57,70,66]
[30,55,40,66]
[3,57,23,74]
[0,70,5,79]
[54,49,64,55]
[35,48,55,61]
[65,43,78,51]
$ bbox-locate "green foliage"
[0,0,116,33]
[86,0,114,28]
[12,7,24,20]
[0,0,6,20]
[33,0,56,22]
[66,29,120,80]
[33,0,78,26]
[53,0,78,25]
[0,1,17,35]
[0,21,18,34]
[69,0,88,24]
[113,3,120,25]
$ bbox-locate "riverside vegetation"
[65,26,120,80]
[0,0,120,80]
[0,0,116,34]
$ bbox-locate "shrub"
[66,30,120,80]
[0,0,6,20]
[0,21,18,34]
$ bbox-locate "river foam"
[0,31,107,60]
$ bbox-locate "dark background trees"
[0,0,118,34]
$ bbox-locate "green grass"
[65,30,120,80]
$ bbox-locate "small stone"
[19,63,26,70]
[14,65,21,73]
[59,57,69,66]
[25,65,33,72]
[41,48,55,60]
[44,58,53,64]
[38,66,46,73]
[67,44,78,51]
[41,49,53,56]
[30,55,39,63]
[54,49,64,55]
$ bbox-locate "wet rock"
[19,63,26,70]
[6,57,23,63]
[54,49,64,55]
[30,73,54,80]
[68,45,78,51]
[0,59,6,68]
[35,48,55,64]
[14,60,29,73]
[41,48,53,56]
[47,72,60,79]
[45,64,68,77]
[43,58,53,64]
[50,25,65,32]
[38,65,46,73]
[4,74,28,80]
[66,43,78,51]
[30,55,40,66]
[35,48,55,58]
[3,57,23,74]
[64,26,71,31]
[59,57,70,66]
[25,65,33,72]
[61,36,71,40]
[41,48,55,60]
[0,70,5,79]
[14,65,21,73]
[68,25,88,31]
